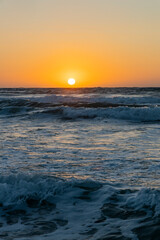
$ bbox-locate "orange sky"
[0,0,160,87]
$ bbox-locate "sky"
[0,0,160,87]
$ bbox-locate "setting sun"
[68,78,76,86]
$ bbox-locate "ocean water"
[0,87,160,240]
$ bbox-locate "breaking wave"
[0,96,160,122]
[1,174,160,239]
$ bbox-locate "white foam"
[61,106,160,121]
[1,175,160,239]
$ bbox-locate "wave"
[1,93,160,107]
[0,95,160,122]
[1,174,160,239]
[36,94,160,105]
[1,105,160,123]
[59,106,160,122]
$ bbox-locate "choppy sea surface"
[0,87,160,240]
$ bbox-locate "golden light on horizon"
[68,78,76,86]
[0,1,160,88]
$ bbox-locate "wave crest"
[1,174,160,239]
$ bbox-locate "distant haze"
[0,0,160,87]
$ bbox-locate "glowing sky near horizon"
[0,0,160,87]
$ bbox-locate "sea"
[0,87,160,240]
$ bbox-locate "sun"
[68,78,76,86]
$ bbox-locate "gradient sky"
[0,0,160,87]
